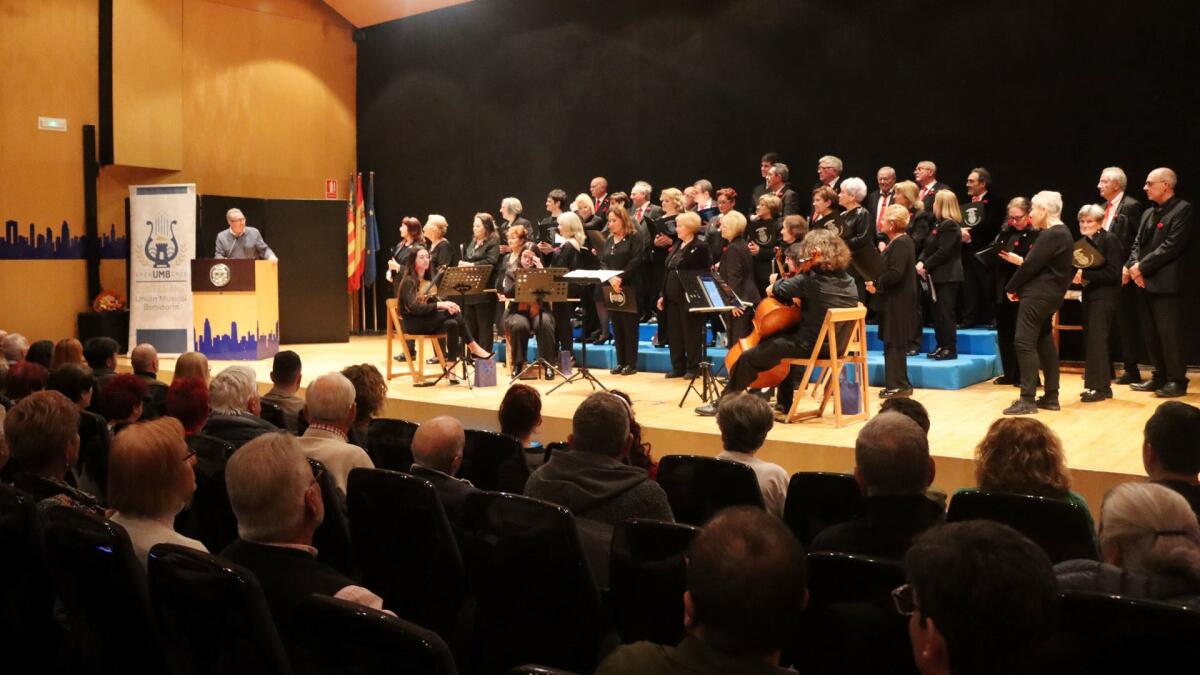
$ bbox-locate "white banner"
[128,184,197,356]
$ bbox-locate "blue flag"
[364,171,381,286]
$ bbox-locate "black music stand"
[423,265,493,389]
[678,271,743,407]
[547,270,617,394]
[509,267,571,384]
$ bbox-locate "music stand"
[423,265,493,389]
[678,271,743,406]
[509,267,571,384]
[547,270,618,394]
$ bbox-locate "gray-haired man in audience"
[296,372,373,496]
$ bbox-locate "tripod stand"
[547,274,611,395]
[679,308,729,406]
[422,265,493,389]
[676,270,743,407]
[509,267,571,384]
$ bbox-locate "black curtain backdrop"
[357,0,1200,361]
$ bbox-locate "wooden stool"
[385,299,448,384]
[780,304,870,428]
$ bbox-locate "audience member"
[879,396,930,434]
[173,351,211,384]
[166,377,211,437]
[0,405,7,470]
[47,363,110,497]
[811,412,943,558]
[51,338,85,369]
[340,364,386,450]
[296,372,373,496]
[715,392,788,517]
[99,373,148,432]
[222,433,387,621]
[499,383,546,470]
[901,521,1058,675]
[526,391,673,525]
[596,507,807,674]
[0,360,10,408]
[1,332,29,363]
[108,417,207,567]
[1,390,101,513]
[1143,401,1200,515]
[25,340,53,369]
[166,376,238,552]
[83,336,120,387]
[261,350,305,433]
[4,361,48,400]
[971,417,1094,532]
[610,389,658,478]
[1056,482,1200,608]
[410,415,479,530]
[130,343,168,419]
[202,366,277,448]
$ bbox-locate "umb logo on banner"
[129,184,197,355]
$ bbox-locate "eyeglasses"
[892,583,919,616]
[182,448,197,463]
[309,463,325,488]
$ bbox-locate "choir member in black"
[958,168,1003,327]
[397,246,493,365]
[600,205,645,375]
[1000,191,1075,415]
[1074,204,1125,402]
[916,190,964,360]
[765,163,802,217]
[460,213,502,354]
[990,198,1036,386]
[777,214,809,251]
[537,212,588,356]
[573,193,607,342]
[650,188,684,346]
[867,166,898,242]
[386,216,424,294]
[696,230,859,417]
[498,225,530,306]
[538,189,568,245]
[717,210,760,346]
[705,187,737,261]
[589,177,611,223]
[865,204,918,398]
[498,197,532,253]
[1097,167,1145,385]
[747,194,782,293]
[894,180,936,355]
[914,160,952,212]
[501,244,557,377]
[574,193,604,234]
[816,155,844,194]
[836,177,875,304]
[751,152,781,207]
[658,212,712,378]
[811,186,842,233]
[423,215,458,271]
[1125,167,1195,398]
[766,214,810,413]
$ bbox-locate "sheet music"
[563,269,623,282]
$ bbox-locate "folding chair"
[782,304,870,427]
[386,298,448,383]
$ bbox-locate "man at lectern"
[215,208,278,261]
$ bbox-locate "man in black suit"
[959,167,1003,326]
[409,415,479,533]
[590,176,610,222]
[866,166,898,241]
[815,155,844,194]
[631,181,665,327]
[1098,167,1146,384]
[1126,167,1195,398]
[765,163,801,217]
[751,152,781,206]
[914,160,951,212]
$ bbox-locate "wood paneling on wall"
[111,0,184,169]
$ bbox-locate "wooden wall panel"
[111,0,184,169]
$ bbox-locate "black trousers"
[726,312,752,347]
[995,297,1020,381]
[402,310,473,358]
[553,302,574,353]
[665,297,704,374]
[932,281,960,353]
[1014,295,1062,400]
[1115,283,1142,377]
[959,250,993,325]
[581,286,600,337]
[1139,291,1186,385]
[505,310,556,368]
[612,312,640,368]
[883,342,911,390]
[728,332,810,394]
[644,257,664,323]
[464,297,498,352]
[1083,293,1118,391]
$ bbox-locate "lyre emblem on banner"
[144,213,179,268]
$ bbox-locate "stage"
[138,336,1194,522]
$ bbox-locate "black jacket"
[662,238,712,302]
[462,236,502,291]
[1128,196,1195,295]
[1108,194,1144,260]
[992,226,1038,302]
[1080,228,1125,301]
[221,539,361,625]
[919,181,952,212]
[874,235,919,344]
[720,237,761,306]
[1007,223,1074,300]
[409,464,479,535]
[919,219,964,283]
[202,412,279,450]
[601,233,646,291]
[810,494,945,560]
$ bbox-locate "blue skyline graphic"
[195,318,281,361]
[0,219,128,260]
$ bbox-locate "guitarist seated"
[696,230,859,417]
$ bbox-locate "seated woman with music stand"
[696,229,859,417]
[397,245,495,378]
[501,243,557,378]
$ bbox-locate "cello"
[723,248,822,388]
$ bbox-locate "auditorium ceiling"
[322,0,473,27]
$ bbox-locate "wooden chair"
[781,304,870,427]
[385,298,447,384]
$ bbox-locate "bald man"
[590,177,611,222]
[410,415,478,529]
[130,343,168,419]
[1125,167,1195,398]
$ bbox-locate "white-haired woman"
[657,212,712,378]
[1056,482,1200,608]
[541,211,587,355]
[424,214,458,271]
[998,190,1074,416]
[498,197,531,254]
[573,193,603,233]
[1074,204,1125,402]
[837,177,874,304]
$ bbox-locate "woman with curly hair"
[610,389,657,479]
[970,416,1094,532]
[340,363,387,450]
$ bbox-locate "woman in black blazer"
[866,205,919,397]
[916,190,965,360]
[538,212,587,356]
[748,194,782,293]
[716,210,761,346]
[658,212,712,378]
[386,216,424,296]
[460,213,502,355]
[396,246,493,364]
[1075,204,1125,402]
[423,215,458,272]
[600,205,645,375]
[989,198,1037,385]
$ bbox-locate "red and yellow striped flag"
[347,173,360,293]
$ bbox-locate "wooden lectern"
[191,259,280,361]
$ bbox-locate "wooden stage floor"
[148,336,1197,521]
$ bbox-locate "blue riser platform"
[865,325,998,356]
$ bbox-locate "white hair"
[841,177,868,202]
[209,365,258,414]
[226,433,313,542]
[425,214,448,235]
[1101,166,1127,190]
[917,160,938,174]
[304,372,356,424]
[819,155,844,173]
[226,208,245,222]
[556,212,586,248]
[1031,191,1064,222]
[1100,482,1200,580]
[1078,204,1105,222]
[501,197,523,215]
[1,333,29,363]
[632,181,652,197]
[878,166,896,178]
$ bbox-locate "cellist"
[696,229,859,417]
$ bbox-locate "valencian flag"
[363,172,381,286]
[354,172,367,289]
[346,174,359,293]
